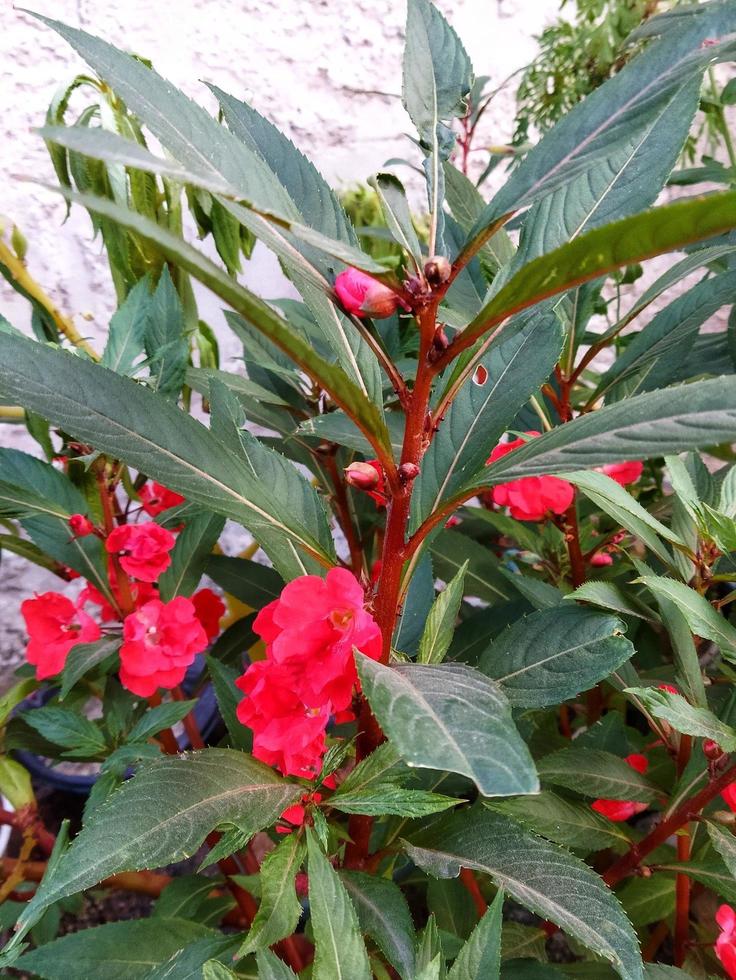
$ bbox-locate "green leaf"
[126,700,198,744]
[15,918,215,980]
[256,949,298,980]
[202,961,239,980]
[480,605,634,708]
[488,791,631,853]
[240,832,305,956]
[144,936,237,979]
[307,829,371,980]
[158,511,225,601]
[298,410,405,457]
[636,575,736,657]
[707,821,736,879]
[443,164,515,274]
[567,470,684,568]
[101,275,151,375]
[206,657,251,752]
[395,552,435,655]
[617,875,676,930]
[10,750,301,945]
[153,874,222,921]
[145,267,189,397]
[22,706,106,756]
[500,923,546,963]
[334,742,410,796]
[405,808,643,980]
[565,582,659,624]
[340,871,416,980]
[356,657,538,797]
[447,889,503,980]
[0,334,336,578]
[418,561,467,665]
[460,192,736,356]
[369,173,423,267]
[0,679,37,727]
[414,309,563,525]
[625,686,736,750]
[60,637,121,699]
[329,786,460,817]
[430,532,511,604]
[537,747,659,802]
[0,757,34,810]
[206,555,283,609]
[469,379,736,494]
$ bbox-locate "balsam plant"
[3,1,736,977]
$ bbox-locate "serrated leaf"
[356,657,538,797]
[370,173,423,267]
[430,532,511,604]
[0,334,336,578]
[22,706,106,755]
[537,747,659,802]
[158,511,225,601]
[405,808,643,980]
[240,832,304,956]
[488,791,630,853]
[447,889,503,980]
[144,267,188,397]
[335,742,410,796]
[59,637,121,699]
[637,575,736,657]
[418,561,467,665]
[9,750,301,947]
[566,582,659,624]
[15,918,215,980]
[307,829,371,980]
[145,935,237,979]
[126,700,198,744]
[329,786,460,817]
[617,875,676,930]
[101,275,151,375]
[625,686,736,750]
[340,871,416,979]
[480,605,634,708]
[707,821,736,879]
[256,949,298,980]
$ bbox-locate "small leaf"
[329,786,460,817]
[636,575,736,658]
[21,706,106,756]
[340,871,417,980]
[101,275,151,375]
[256,949,299,980]
[481,605,634,708]
[537,747,659,801]
[0,757,34,810]
[206,554,284,609]
[707,821,736,879]
[206,657,251,751]
[307,829,371,980]
[418,561,467,664]
[447,889,503,980]
[240,832,305,956]
[625,686,736,750]
[60,637,121,699]
[126,700,198,744]
[356,657,538,797]
[370,173,423,267]
[430,532,511,604]
[157,511,225,601]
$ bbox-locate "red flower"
[236,569,381,777]
[590,551,614,567]
[21,592,101,680]
[236,661,330,778]
[119,597,208,697]
[722,782,736,812]
[68,514,94,537]
[334,268,404,320]
[191,588,225,640]
[139,482,185,517]
[254,567,381,713]
[597,461,644,486]
[487,433,574,522]
[591,753,649,822]
[106,522,176,582]
[658,683,679,695]
[717,904,736,979]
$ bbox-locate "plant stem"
[324,453,364,575]
[460,867,488,917]
[674,734,693,967]
[603,759,736,887]
[172,685,205,750]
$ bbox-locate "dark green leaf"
[340,871,416,980]
[370,173,422,267]
[101,275,151,375]
[635,575,736,658]
[22,706,106,755]
[329,786,460,817]
[158,511,225,601]
[206,555,283,609]
[206,657,251,751]
[418,561,467,665]
[430,532,511,604]
[126,700,198,744]
[625,686,736,749]
[537,747,659,801]
[59,637,120,699]
[447,889,503,980]
[488,791,630,853]
[240,833,304,956]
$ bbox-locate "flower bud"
[334,267,402,319]
[69,514,94,537]
[398,462,420,483]
[704,738,725,761]
[590,551,613,567]
[345,461,381,492]
[424,255,451,287]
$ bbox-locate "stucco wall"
[0,0,558,677]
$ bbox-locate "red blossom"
[591,753,649,822]
[139,482,185,517]
[106,522,176,582]
[717,904,736,979]
[334,267,404,320]
[119,597,208,697]
[21,592,101,680]
[192,588,226,640]
[68,514,95,537]
[486,433,575,521]
[597,461,644,486]
[722,782,736,812]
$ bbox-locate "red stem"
[674,734,693,967]
[460,867,488,917]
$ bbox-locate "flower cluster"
[236,568,381,778]
[21,482,225,697]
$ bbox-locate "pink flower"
[236,569,382,777]
[68,514,94,537]
[253,567,381,712]
[139,482,185,517]
[334,268,403,319]
[487,433,574,522]
[591,754,649,822]
[597,461,644,486]
[21,592,101,680]
[722,782,736,812]
[106,522,176,582]
[191,588,225,640]
[119,597,208,697]
[590,551,614,567]
[717,905,736,979]
[236,661,330,778]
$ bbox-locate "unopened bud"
[428,325,450,364]
[424,255,451,287]
[704,738,724,761]
[334,267,403,319]
[398,462,420,484]
[345,461,381,492]
[69,514,94,537]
